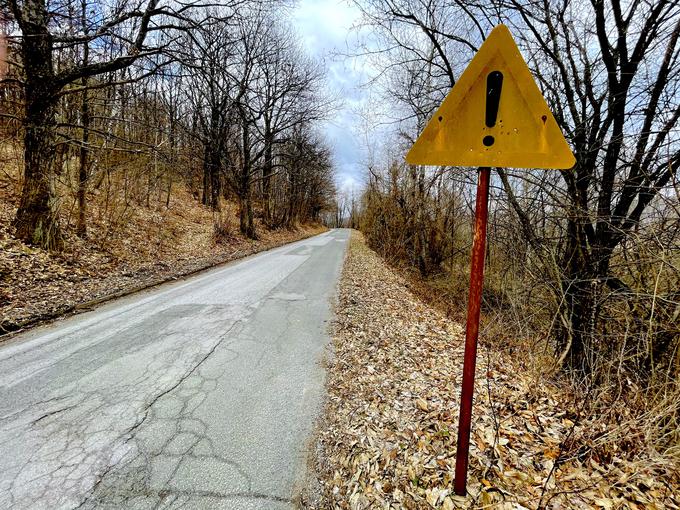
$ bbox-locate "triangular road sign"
[406,25,575,169]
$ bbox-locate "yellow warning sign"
[406,25,575,169]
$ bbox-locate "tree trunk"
[210,146,220,210]
[239,192,255,239]
[77,16,90,238]
[12,0,61,250]
[202,142,210,206]
[202,108,222,210]
[557,213,613,377]
[560,273,595,373]
[239,122,256,238]
[77,88,89,237]
[262,124,273,225]
[202,139,221,210]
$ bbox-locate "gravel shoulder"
[306,232,678,510]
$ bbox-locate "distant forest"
[0,0,336,249]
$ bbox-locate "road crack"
[125,322,239,442]
[31,405,76,426]
[75,321,242,509]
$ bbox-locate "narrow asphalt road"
[0,228,349,510]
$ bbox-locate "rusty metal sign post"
[453,166,490,495]
[406,24,575,496]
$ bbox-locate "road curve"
[0,228,350,510]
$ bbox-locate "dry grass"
[367,232,680,473]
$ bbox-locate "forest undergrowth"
[366,232,680,477]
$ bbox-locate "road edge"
[296,229,353,509]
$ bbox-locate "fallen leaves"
[306,232,679,509]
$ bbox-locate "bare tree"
[180,9,239,211]
[3,0,214,249]
[253,24,327,225]
[277,125,335,227]
[497,0,680,375]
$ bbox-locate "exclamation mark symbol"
[483,71,503,147]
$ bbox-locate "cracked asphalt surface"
[0,228,349,510]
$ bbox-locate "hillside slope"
[1,171,325,335]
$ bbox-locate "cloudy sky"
[292,0,368,195]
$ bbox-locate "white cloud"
[337,171,362,195]
[292,0,368,190]
[293,0,360,53]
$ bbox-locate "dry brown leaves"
[308,233,678,510]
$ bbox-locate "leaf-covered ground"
[0,185,325,336]
[306,232,678,509]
